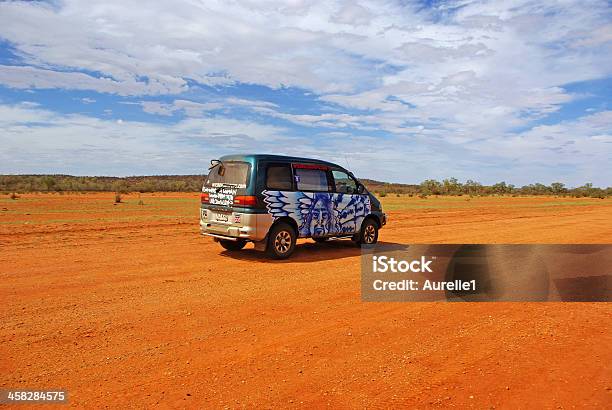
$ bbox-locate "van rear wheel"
[219,239,247,251]
[266,222,297,259]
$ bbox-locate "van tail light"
[200,192,209,204]
[233,195,257,207]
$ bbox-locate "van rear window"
[206,161,250,187]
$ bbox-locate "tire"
[313,237,329,243]
[357,218,378,246]
[219,239,247,251]
[266,222,297,259]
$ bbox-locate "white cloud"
[225,97,279,109]
[331,2,374,26]
[477,111,612,162]
[139,100,224,117]
[139,98,277,117]
[0,65,186,95]
[174,100,224,116]
[140,101,174,116]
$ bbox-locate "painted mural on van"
[262,191,371,237]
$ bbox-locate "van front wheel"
[267,223,297,259]
[219,239,247,251]
[358,219,378,246]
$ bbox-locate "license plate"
[214,212,230,223]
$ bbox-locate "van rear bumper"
[201,223,256,240]
[200,209,273,242]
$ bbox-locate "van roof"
[218,154,344,170]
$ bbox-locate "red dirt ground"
[1,193,610,407]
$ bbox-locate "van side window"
[266,164,293,190]
[294,168,330,192]
[332,170,357,194]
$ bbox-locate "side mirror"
[357,184,365,194]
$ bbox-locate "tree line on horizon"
[369,178,610,199]
[0,175,204,194]
[0,174,610,198]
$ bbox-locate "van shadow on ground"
[219,239,408,263]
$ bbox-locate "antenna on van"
[344,153,352,172]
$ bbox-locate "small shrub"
[114,192,122,203]
[419,194,428,199]
[138,199,144,205]
[10,192,19,200]
[396,193,400,197]
[379,191,387,198]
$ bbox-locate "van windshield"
[206,161,250,187]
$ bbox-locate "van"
[200,154,387,259]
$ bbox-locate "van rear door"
[202,161,252,214]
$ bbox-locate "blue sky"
[0,0,610,186]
